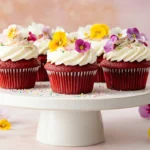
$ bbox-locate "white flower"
[3,24,24,39]
[28,22,50,38]
[77,25,92,39]
[51,26,65,35]
[110,27,127,38]
[67,32,78,43]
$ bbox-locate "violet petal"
[139,105,150,118]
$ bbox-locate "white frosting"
[47,47,97,66]
[34,39,50,55]
[0,42,38,61]
[104,42,150,62]
[90,39,107,57]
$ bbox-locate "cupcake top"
[47,31,97,66]
[28,22,51,55]
[104,27,150,62]
[77,24,109,57]
[0,24,39,62]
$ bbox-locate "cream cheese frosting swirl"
[0,42,38,62]
[104,42,150,62]
[90,39,107,57]
[34,39,50,55]
[47,47,97,66]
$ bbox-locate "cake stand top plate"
[0,82,150,111]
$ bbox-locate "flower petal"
[104,40,114,53]
[84,41,91,51]
[139,105,150,118]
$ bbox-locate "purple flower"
[42,26,51,38]
[27,32,37,42]
[127,28,141,40]
[75,39,91,53]
[139,104,150,118]
[140,33,148,42]
[104,35,118,53]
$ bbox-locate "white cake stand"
[0,82,150,147]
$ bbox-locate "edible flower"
[27,32,37,41]
[77,25,91,39]
[49,31,67,51]
[139,104,150,118]
[3,24,23,39]
[67,32,78,43]
[127,28,141,40]
[0,119,11,130]
[104,35,118,53]
[90,24,109,39]
[110,27,127,38]
[75,39,91,53]
[42,26,51,38]
[148,129,150,139]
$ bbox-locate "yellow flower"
[0,119,11,130]
[49,31,67,51]
[100,24,109,35]
[90,24,109,39]
[8,27,17,39]
[148,128,150,138]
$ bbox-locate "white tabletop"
[0,106,149,150]
[0,82,150,111]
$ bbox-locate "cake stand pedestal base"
[36,110,104,147]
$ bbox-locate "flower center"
[71,37,77,43]
[132,34,136,38]
[80,46,84,50]
[84,33,89,37]
[0,124,6,128]
[118,33,122,37]
[58,40,63,46]
[8,28,17,39]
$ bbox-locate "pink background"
[0,0,149,35]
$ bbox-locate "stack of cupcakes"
[28,22,51,81]
[0,24,40,89]
[77,24,109,82]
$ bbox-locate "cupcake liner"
[95,63,105,83]
[36,62,49,81]
[102,67,150,91]
[47,70,97,94]
[0,67,39,89]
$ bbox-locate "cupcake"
[77,24,109,82]
[28,22,51,81]
[44,31,98,94]
[101,27,150,91]
[0,24,40,89]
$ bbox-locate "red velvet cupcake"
[101,27,150,91]
[0,24,40,89]
[0,59,40,89]
[45,31,98,94]
[28,22,51,81]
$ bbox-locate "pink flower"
[104,35,118,53]
[139,104,150,118]
[75,39,91,53]
[27,32,37,41]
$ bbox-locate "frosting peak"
[104,27,150,62]
[47,31,97,66]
